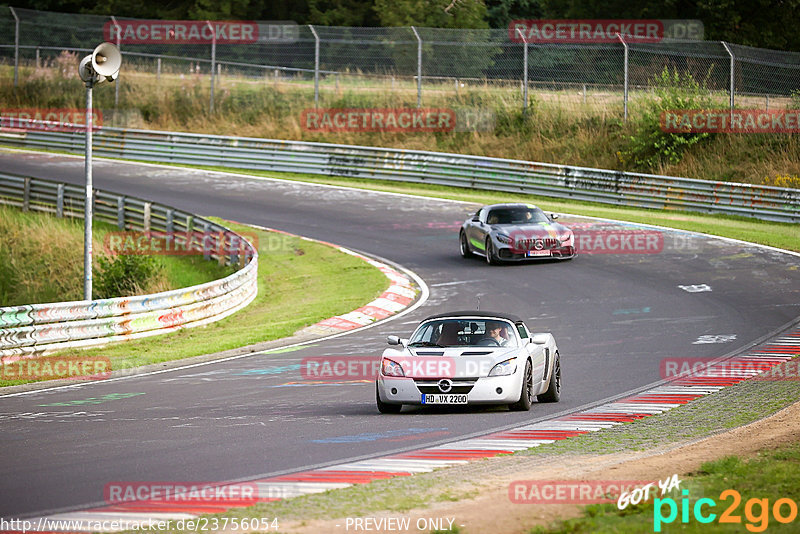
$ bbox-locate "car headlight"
[381,358,405,377]
[496,233,513,244]
[558,232,572,243]
[488,358,517,376]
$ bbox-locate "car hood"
[491,222,571,237]
[382,346,521,378]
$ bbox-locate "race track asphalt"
[1,149,799,517]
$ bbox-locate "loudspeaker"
[78,42,122,84]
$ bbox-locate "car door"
[466,208,489,253]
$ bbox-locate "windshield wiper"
[408,341,445,347]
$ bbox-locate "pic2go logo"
[653,489,799,532]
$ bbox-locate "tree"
[308,0,380,26]
[374,0,489,29]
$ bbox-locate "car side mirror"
[550,213,559,220]
[472,216,480,222]
[531,334,549,345]
[387,335,401,345]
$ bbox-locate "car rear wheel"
[509,359,533,411]
[376,383,402,414]
[537,353,561,403]
[460,232,471,258]
[485,238,499,265]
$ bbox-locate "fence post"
[23,176,30,212]
[157,57,161,80]
[144,202,152,234]
[117,196,125,229]
[110,16,121,110]
[721,41,735,122]
[10,7,19,88]
[616,33,628,122]
[515,28,529,112]
[56,183,64,218]
[309,25,320,107]
[207,21,216,114]
[411,26,422,108]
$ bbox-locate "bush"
[93,254,162,299]
[620,68,716,172]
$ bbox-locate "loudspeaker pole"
[78,42,122,301]
[84,80,94,300]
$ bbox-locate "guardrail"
[0,122,798,223]
[0,172,258,359]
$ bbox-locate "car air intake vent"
[415,351,444,356]
[460,351,492,356]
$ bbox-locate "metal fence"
[1,122,797,222]
[2,7,800,116]
[0,172,258,358]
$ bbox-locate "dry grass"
[2,62,800,186]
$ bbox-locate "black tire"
[509,359,533,411]
[485,238,499,265]
[460,232,471,258]
[376,383,402,414]
[537,353,561,403]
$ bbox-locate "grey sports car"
[459,203,576,264]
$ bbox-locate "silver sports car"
[376,311,561,413]
[459,203,576,264]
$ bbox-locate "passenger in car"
[436,322,461,346]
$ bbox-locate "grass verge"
[0,218,390,387]
[2,63,800,184]
[0,204,232,305]
[530,441,800,533]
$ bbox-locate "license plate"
[421,394,468,404]
[527,250,551,257]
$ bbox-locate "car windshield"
[486,207,549,225]
[409,319,518,348]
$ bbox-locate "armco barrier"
[0,172,258,359]
[0,121,798,222]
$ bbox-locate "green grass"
[0,204,233,305]
[0,218,391,387]
[529,441,800,533]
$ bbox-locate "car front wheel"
[460,232,471,258]
[485,238,499,265]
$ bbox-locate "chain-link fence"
[1,7,799,117]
